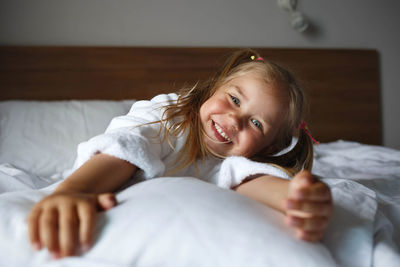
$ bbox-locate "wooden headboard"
[0,46,381,145]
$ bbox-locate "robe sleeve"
[70,93,179,179]
[217,156,290,189]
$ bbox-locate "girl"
[27,49,333,259]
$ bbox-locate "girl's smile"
[212,121,232,143]
[199,72,288,158]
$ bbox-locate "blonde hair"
[158,49,314,176]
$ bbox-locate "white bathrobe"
[71,93,290,189]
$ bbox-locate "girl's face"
[199,72,287,158]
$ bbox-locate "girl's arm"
[54,153,137,194]
[233,174,288,212]
[28,153,137,258]
[234,171,333,242]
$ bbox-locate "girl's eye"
[230,95,240,106]
[251,119,262,129]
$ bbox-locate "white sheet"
[313,141,400,266]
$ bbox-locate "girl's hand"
[27,191,117,259]
[285,171,333,242]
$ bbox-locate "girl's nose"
[228,113,242,132]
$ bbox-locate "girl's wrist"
[53,183,92,195]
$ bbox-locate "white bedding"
[0,100,134,178]
[0,101,399,267]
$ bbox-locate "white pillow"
[0,177,337,266]
[101,178,337,267]
[0,100,134,178]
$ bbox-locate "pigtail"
[300,129,314,171]
[256,129,314,176]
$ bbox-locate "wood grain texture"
[0,46,381,145]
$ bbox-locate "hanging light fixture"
[277,0,309,32]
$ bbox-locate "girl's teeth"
[214,122,231,142]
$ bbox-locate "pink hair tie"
[250,55,264,61]
[298,121,320,145]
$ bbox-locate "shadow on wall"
[303,18,324,40]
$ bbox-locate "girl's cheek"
[215,98,230,109]
[248,133,267,155]
[238,132,257,155]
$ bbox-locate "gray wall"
[1,0,399,149]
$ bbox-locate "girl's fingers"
[29,192,112,258]
[77,202,96,251]
[27,207,42,250]
[295,228,323,242]
[97,193,117,211]
[39,208,60,258]
[303,183,332,202]
[289,171,332,202]
[286,199,333,217]
[288,171,314,198]
[58,205,79,257]
[286,215,329,232]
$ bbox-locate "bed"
[0,46,399,267]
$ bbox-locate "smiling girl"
[27,49,333,258]
[200,72,286,158]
